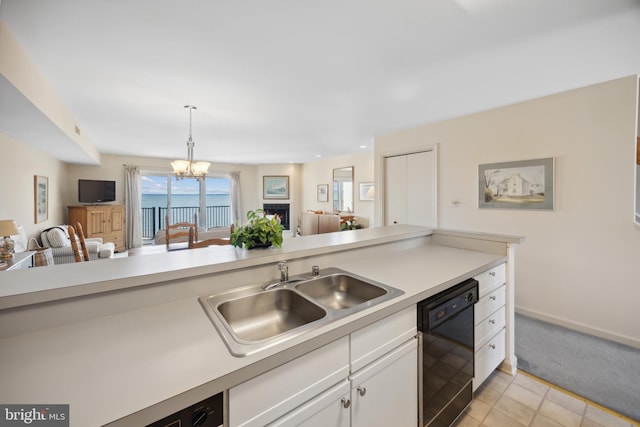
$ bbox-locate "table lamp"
[0,220,19,260]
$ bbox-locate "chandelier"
[171,105,210,181]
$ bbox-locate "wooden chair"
[188,226,230,248]
[75,222,90,261]
[165,213,197,250]
[66,225,83,263]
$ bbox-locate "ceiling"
[1,0,640,165]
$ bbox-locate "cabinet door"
[110,207,125,233]
[350,339,417,427]
[268,380,350,427]
[87,209,107,235]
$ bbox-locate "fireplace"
[263,204,290,230]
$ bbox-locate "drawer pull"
[490,296,497,301]
[489,271,496,277]
[357,386,367,397]
[489,319,496,324]
[489,344,496,350]
[341,398,351,409]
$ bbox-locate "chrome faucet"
[278,261,288,283]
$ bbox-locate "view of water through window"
[140,175,231,239]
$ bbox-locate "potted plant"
[340,218,364,231]
[230,209,284,249]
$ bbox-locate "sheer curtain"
[124,165,142,249]
[229,171,242,225]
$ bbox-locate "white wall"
[0,133,68,239]
[376,76,640,348]
[302,152,374,227]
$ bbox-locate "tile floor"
[453,370,640,427]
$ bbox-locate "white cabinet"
[228,337,350,427]
[384,150,436,227]
[350,339,417,427]
[239,307,418,427]
[473,263,507,390]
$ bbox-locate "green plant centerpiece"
[230,209,284,249]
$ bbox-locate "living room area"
[0,131,376,267]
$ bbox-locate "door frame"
[375,144,439,228]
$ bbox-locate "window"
[140,174,231,239]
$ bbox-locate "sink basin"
[199,267,404,356]
[295,274,387,310]
[216,288,326,341]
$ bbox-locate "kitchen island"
[0,226,523,426]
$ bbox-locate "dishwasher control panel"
[146,392,223,427]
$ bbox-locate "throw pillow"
[47,228,69,248]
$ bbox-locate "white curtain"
[230,171,242,225]
[124,165,143,248]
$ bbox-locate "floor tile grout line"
[517,369,640,427]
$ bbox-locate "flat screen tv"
[78,179,116,204]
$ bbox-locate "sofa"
[153,226,232,245]
[40,225,115,265]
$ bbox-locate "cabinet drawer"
[268,380,350,427]
[474,263,506,296]
[229,336,350,427]
[475,306,505,347]
[474,328,506,390]
[350,306,416,372]
[475,285,505,324]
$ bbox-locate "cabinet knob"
[341,398,351,409]
[357,386,367,397]
[489,319,495,324]
[489,271,496,277]
[489,344,496,350]
[489,296,497,301]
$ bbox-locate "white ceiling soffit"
[0,74,100,164]
[1,0,640,165]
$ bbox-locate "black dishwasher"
[417,278,478,427]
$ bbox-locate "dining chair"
[75,222,91,261]
[188,226,230,248]
[165,213,197,250]
[66,225,83,263]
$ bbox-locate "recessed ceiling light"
[315,154,322,158]
[359,145,367,149]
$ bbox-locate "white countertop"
[0,226,518,426]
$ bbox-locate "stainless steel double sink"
[199,267,404,356]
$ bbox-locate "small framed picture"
[34,175,48,223]
[263,175,289,199]
[359,182,374,201]
[317,184,329,202]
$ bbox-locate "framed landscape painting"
[479,157,554,210]
[263,175,289,199]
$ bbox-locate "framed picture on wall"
[359,182,375,201]
[317,184,329,202]
[479,157,555,210]
[263,175,289,199]
[34,175,48,223]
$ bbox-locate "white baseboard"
[515,305,640,350]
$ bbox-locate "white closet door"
[384,155,407,226]
[407,150,435,227]
[384,150,435,227]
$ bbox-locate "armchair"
[40,225,115,265]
